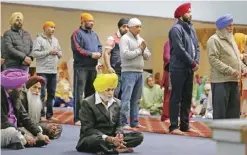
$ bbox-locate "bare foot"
[41,117,47,122]
[183,128,199,133]
[60,104,65,108]
[123,125,132,130]
[116,147,134,153]
[135,124,146,128]
[47,117,59,122]
[170,129,185,135]
[75,121,81,126]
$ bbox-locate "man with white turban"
[119,18,151,129]
[76,73,143,154]
[2,12,33,71]
[207,14,247,119]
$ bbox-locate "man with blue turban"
[206,14,247,119]
[76,73,143,154]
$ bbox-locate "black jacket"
[1,86,41,136]
[76,94,123,148]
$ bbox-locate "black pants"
[73,67,97,123]
[211,82,240,119]
[169,70,193,132]
[76,132,143,153]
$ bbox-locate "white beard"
[99,93,113,102]
[27,90,42,123]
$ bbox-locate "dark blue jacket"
[168,20,200,71]
[71,27,102,68]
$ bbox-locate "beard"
[182,16,191,24]
[120,30,127,36]
[27,90,42,123]
[99,93,113,102]
[9,89,21,101]
[13,22,22,30]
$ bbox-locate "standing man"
[71,13,102,125]
[32,21,62,121]
[3,12,33,71]
[207,14,247,119]
[168,2,200,134]
[119,18,151,129]
[103,18,129,99]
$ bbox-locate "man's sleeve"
[56,40,62,59]
[169,27,196,67]
[119,37,142,60]
[96,34,102,54]
[3,33,26,61]
[193,28,200,64]
[115,106,123,134]
[31,38,50,59]
[104,36,115,50]
[71,30,92,57]
[207,38,234,76]
[143,47,151,60]
[79,100,104,137]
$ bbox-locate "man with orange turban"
[71,13,102,125]
[168,3,200,134]
[32,20,62,121]
[2,12,33,71]
[76,73,143,154]
[234,33,247,117]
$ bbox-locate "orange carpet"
[52,109,212,138]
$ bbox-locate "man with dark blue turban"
[206,14,247,119]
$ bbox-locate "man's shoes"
[7,142,25,150]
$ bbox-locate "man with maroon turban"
[168,2,200,134]
[1,69,50,149]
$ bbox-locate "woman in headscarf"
[234,33,247,117]
[139,74,164,116]
[196,75,210,101]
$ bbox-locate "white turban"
[128,18,142,27]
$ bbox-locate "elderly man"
[168,2,200,134]
[32,21,62,121]
[76,73,143,154]
[20,76,63,139]
[3,12,33,71]
[207,14,247,119]
[1,69,50,149]
[71,13,102,125]
[103,18,129,99]
[119,18,151,129]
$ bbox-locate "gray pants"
[1,127,26,148]
[211,82,240,119]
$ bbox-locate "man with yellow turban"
[234,33,247,117]
[2,12,33,71]
[207,14,247,119]
[71,13,102,125]
[32,21,62,121]
[76,73,143,154]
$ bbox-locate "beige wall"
[1,3,246,77]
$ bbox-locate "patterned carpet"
[52,109,212,138]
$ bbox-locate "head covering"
[118,18,129,29]
[26,76,45,89]
[1,69,28,89]
[43,21,56,30]
[174,2,191,18]
[234,33,247,53]
[128,18,142,27]
[9,12,24,25]
[81,13,94,22]
[204,83,211,91]
[216,14,233,29]
[93,73,118,93]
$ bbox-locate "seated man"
[76,73,143,154]
[20,76,63,139]
[1,69,50,149]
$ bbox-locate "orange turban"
[234,33,247,53]
[81,13,94,22]
[43,21,56,30]
[174,2,191,18]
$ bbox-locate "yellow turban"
[9,12,24,25]
[43,21,56,30]
[234,33,247,53]
[93,73,118,93]
[81,13,94,22]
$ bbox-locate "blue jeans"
[120,72,143,127]
[37,73,57,119]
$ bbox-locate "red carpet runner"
[52,110,212,138]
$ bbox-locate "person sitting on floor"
[199,83,211,117]
[20,76,63,139]
[1,69,50,149]
[54,70,74,108]
[76,73,144,154]
[139,74,164,116]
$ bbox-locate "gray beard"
[27,90,42,123]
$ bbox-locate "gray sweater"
[119,32,151,72]
[32,33,62,74]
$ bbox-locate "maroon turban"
[26,76,45,89]
[174,2,191,18]
[1,69,28,89]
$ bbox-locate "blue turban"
[216,14,233,29]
